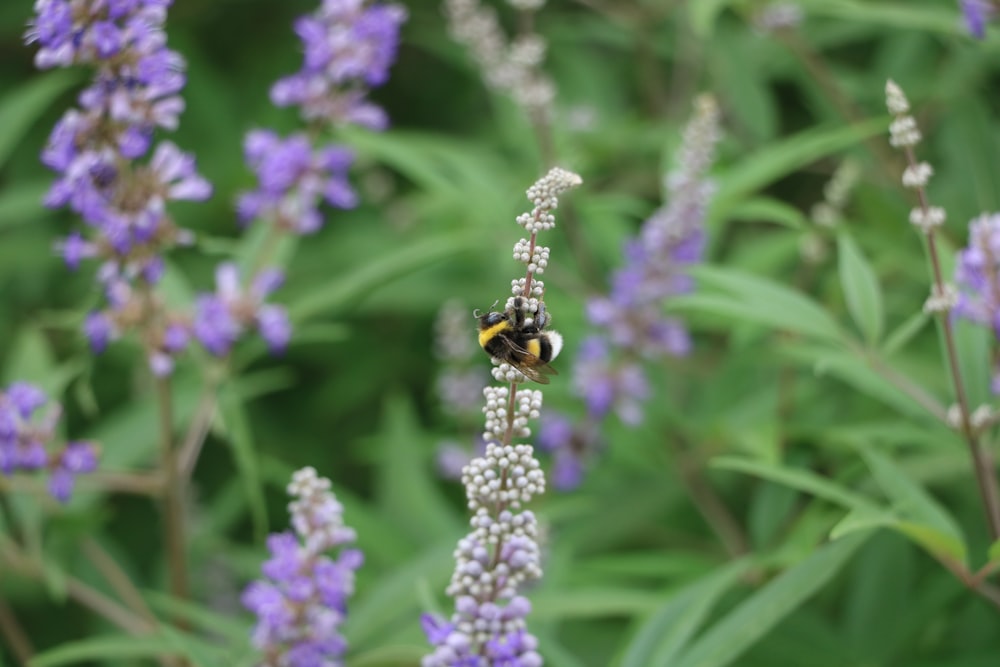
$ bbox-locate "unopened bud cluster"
[444,0,555,116]
[516,168,583,233]
[514,238,550,274]
[512,277,545,298]
[482,386,543,441]
[425,168,579,665]
[810,159,861,228]
[422,443,545,666]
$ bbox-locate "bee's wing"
[496,335,558,384]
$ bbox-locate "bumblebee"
[474,297,564,384]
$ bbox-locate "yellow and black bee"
[475,297,564,384]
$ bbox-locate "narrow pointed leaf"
[672,533,869,667]
[837,233,884,345]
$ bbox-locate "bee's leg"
[510,296,527,328]
[535,301,549,330]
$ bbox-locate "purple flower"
[572,96,719,430]
[961,0,993,38]
[270,0,407,128]
[28,0,211,366]
[193,263,291,357]
[49,441,100,502]
[954,212,1000,391]
[243,467,362,665]
[536,412,600,491]
[237,131,358,234]
[0,383,98,502]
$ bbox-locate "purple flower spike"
[237,132,358,234]
[270,0,407,127]
[954,212,1000,392]
[243,467,362,665]
[961,0,993,38]
[573,96,720,427]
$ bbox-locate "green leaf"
[351,645,428,667]
[881,310,930,356]
[712,456,879,513]
[371,395,461,546]
[953,317,992,412]
[145,591,251,645]
[28,634,177,667]
[689,0,735,37]
[618,560,752,667]
[0,181,51,229]
[710,119,887,222]
[672,533,870,667]
[861,449,967,562]
[779,342,939,420]
[799,0,963,34]
[349,544,456,651]
[894,521,967,565]
[0,71,80,169]
[217,381,267,539]
[837,233,884,345]
[988,538,1000,566]
[728,197,808,230]
[672,265,846,343]
[532,588,663,618]
[830,506,897,541]
[288,232,480,322]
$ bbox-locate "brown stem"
[178,384,219,478]
[939,555,1000,612]
[0,490,24,544]
[777,31,901,183]
[0,471,164,497]
[862,348,950,424]
[156,379,189,601]
[900,143,1000,540]
[0,597,34,665]
[671,436,750,558]
[83,538,157,624]
[0,537,153,636]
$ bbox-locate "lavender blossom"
[26,0,210,375]
[536,412,601,491]
[28,0,209,281]
[243,467,362,667]
[270,0,408,129]
[237,131,358,234]
[954,213,1000,391]
[960,0,993,38]
[574,95,720,425]
[193,264,291,357]
[0,382,98,502]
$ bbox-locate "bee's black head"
[473,300,500,321]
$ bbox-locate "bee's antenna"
[473,300,500,319]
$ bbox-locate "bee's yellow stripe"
[525,338,541,359]
[479,320,511,349]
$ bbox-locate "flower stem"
[903,144,1000,540]
[0,597,33,665]
[156,377,190,601]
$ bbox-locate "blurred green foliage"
[3,0,1000,665]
